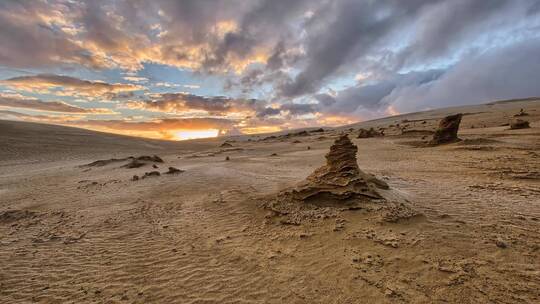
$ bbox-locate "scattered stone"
[307,146,311,150]
[495,238,508,248]
[142,171,160,178]
[294,130,309,136]
[122,159,145,169]
[430,113,463,145]
[152,164,158,169]
[263,135,277,141]
[514,108,528,117]
[0,209,37,223]
[137,155,164,163]
[165,167,184,174]
[311,128,325,133]
[357,128,382,138]
[220,142,233,147]
[270,153,278,156]
[510,119,530,130]
[293,140,302,143]
[82,158,129,167]
[131,175,139,181]
[225,156,230,161]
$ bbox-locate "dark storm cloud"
[386,38,540,113]
[314,37,540,116]
[0,1,107,69]
[319,69,444,114]
[394,0,523,68]
[277,0,540,99]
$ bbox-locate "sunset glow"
[0,1,538,140]
[173,129,220,141]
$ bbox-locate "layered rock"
[510,119,530,129]
[285,134,388,204]
[430,113,462,145]
[357,128,382,138]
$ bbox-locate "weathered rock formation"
[357,128,382,138]
[430,114,462,145]
[265,134,420,224]
[281,134,388,204]
[510,119,530,129]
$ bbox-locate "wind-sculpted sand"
[1,99,539,303]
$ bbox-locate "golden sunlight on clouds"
[240,126,282,134]
[173,129,220,140]
[386,105,401,116]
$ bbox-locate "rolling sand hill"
[1,98,539,303]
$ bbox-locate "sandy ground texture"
[1,98,539,303]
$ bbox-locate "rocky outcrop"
[281,134,388,204]
[510,119,530,129]
[264,134,420,225]
[430,114,462,145]
[357,128,382,138]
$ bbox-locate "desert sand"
[1,98,539,303]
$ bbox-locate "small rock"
[495,239,508,248]
[123,159,145,169]
[142,171,160,178]
[132,175,139,181]
[165,167,184,174]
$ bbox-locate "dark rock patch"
[165,167,184,174]
[429,113,463,145]
[510,119,530,130]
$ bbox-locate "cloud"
[386,37,540,113]
[123,76,148,83]
[0,0,539,136]
[72,117,235,132]
[1,74,144,99]
[0,110,80,122]
[310,37,540,117]
[0,93,115,114]
[124,92,263,116]
[0,1,110,69]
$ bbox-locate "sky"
[0,0,539,140]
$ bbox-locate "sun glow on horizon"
[173,129,219,140]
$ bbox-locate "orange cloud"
[0,93,115,114]
[1,74,144,100]
[123,93,261,116]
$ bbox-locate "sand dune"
[1,99,539,303]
